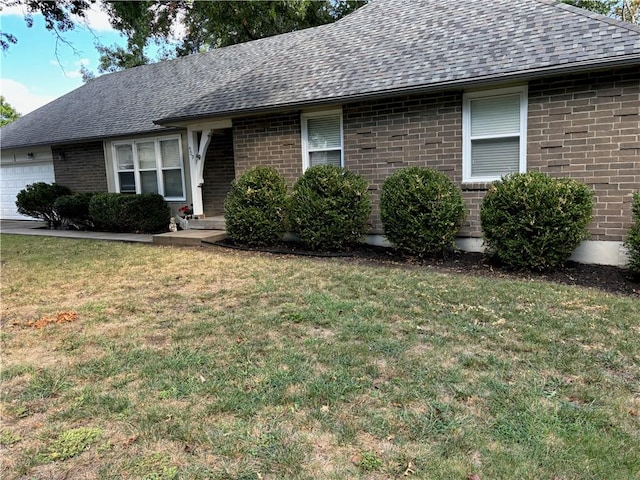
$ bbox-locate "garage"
[1,160,55,220]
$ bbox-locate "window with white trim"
[112,135,186,200]
[463,86,527,182]
[301,109,343,170]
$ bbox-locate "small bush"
[88,193,123,232]
[89,192,170,233]
[54,192,96,230]
[287,165,371,251]
[480,172,593,271]
[15,182,71,229]
[624,192,640,277]
[124,193,171,234]
[380,167,466,256]
[224,166,288,246]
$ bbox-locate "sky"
[0,3,126,115]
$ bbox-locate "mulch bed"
[214,239,640,297]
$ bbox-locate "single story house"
[1,0,638,266]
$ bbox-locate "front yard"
[1,235,638,479]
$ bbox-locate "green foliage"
[44,427,102,462]
[380,167,466,256]
[15,182,71,228]
[287,165,371,251]
[624,192,640,276]
[480,172,594,271]
[89,192,170,234]
[0,95,21,126]
[54,192,96,230]
[356,451,382,471]
[224,166,288,246]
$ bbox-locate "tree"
[562,0,640,23]
[0,0,95,51]
[1,0,367,72]
[0,96,21,126]
[175,1,366,56]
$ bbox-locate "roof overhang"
[154,56,640,126]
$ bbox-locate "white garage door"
[0,162,55,220]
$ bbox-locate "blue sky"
[1,3,126,115]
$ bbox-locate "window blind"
[115,145,134,170]
[471,94,520,137]
[137,142,156,170]
[160,139,181,168]
[307,116,341,150]
[471,138,520,177]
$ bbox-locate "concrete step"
[152,230,227,247]
[188,218,226,230]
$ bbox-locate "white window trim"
[462,86,528,183]
[301,108,344,171]
[111,134,186,201]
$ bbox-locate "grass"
[0,234,638,479]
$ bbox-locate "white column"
[186,128,213,218]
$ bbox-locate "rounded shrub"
[624,192,640,277]
[54,192,96,230]
[124,193,171,234]
[380,167,466,256]
[89,192,170,233]
[480,172,594,271]
[287,165,371,251]
[88,192,121,232]
[15,182,72,229]
[224,166,288,246]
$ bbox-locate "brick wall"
[528,67,640,242]
[52,142,108,192]
[202,128,235,216]
[231,68,638,242]
[343,92,466,234]
[232,112,303,186]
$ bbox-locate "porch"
[152,215,227,247]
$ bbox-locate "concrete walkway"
[0,220,153,243]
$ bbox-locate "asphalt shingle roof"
[2,0,639,149]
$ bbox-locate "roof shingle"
[2,0,639,149]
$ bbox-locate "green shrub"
[480,172,594,271]
[380,167,466,256]
[124,193,171,234]
[88,193,123,232]
[224,166,288,246]
[624,192,640,277]
[54,192,96,230]
[15,182,72,229]
[89,193,170,234]
[287,165,371,251]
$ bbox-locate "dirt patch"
[214,240,639,297]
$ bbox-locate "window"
[301,110,343,170]
[112,135,185,200]
[463,86,527,182]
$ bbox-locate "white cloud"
[76,4,114,33]
[0,2,114,32]
[65,58,91,79]
[0,78,57,115]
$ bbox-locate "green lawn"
[1,235,638,479]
